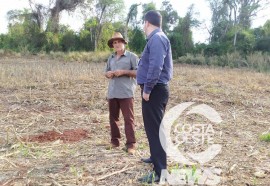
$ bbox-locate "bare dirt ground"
[0,58,269,186]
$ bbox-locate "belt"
[156,83,167,86]
[139,83,167,88]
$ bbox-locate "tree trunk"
[49,7,60,33]
[46,0,85,33]
[125,3,140,42]
[233,31,238,51]
[233,2,238,51]
[94,5,106,51]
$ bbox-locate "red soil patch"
[22,129,89,143]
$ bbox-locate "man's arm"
[105,71,115,79]
[114,70,137,78]
[144,37,166,94]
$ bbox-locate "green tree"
[171,5,199,58]
[207,0,267,53]
[80,18,98,51]
[5,23,27,51]
[128,27,145,54]
[207,0,232,42]
[159,0,178,34]
[253,27,265,41]
[169,32,183,59]
[79,30,94,51]
[46,0,88,33]
[0,34,5,49]
[141,2,157,23]
[125,3,141,41]
[263,20,270,37]
[254,37,270,53]
[44,32,60,52]
[93,0,125,51]
[61,30,80,52]
[6,9,45,52]
[98,22,114,51]
[237,0,261,29]
[254,20,270,53]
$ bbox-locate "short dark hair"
[144,10,162,27]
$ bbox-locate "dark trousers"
[141,84,169,177]
[108,98,136,148]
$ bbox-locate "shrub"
[247,52,270,72]
[47,51,111,63]
[259,133,270,142]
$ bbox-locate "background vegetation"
[0,0,270,71]
[1,1,269,185]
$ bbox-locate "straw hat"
[107,32,128,48]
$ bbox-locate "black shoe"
[138,172,160,184]
[141,157,153,164]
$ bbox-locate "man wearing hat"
[137,10,173,183]
[105,32,139,155]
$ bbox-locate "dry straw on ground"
[0,58,269,185]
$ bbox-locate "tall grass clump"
[175,52,270,72]
[259,133,270,142]
[175,53,206,65]
[47,51,111,63]
[0,49,21,58]
[247,52,270,72]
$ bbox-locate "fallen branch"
[6,125,24,144]
[96,164,135,181]
[0,157,18,168]
[48,176,63,186]
[20,121,35,133]
[52,179,63,186]
[0,151,20,158]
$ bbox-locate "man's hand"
[114,70,125,77]
[105,71,114,79]
[143,92,150,101]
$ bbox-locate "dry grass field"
[0,57,269,186]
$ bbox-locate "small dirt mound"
[22,129,89,143]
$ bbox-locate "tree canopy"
[1,0,270,57]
